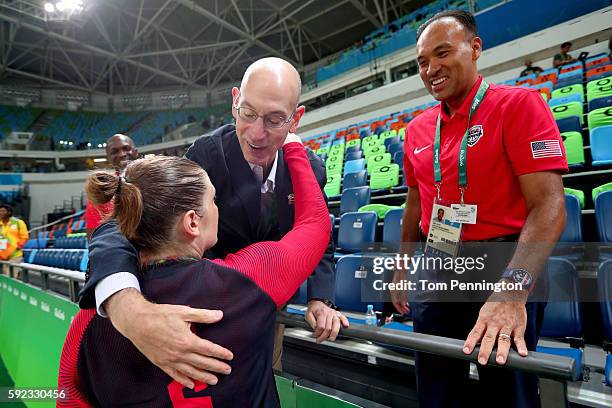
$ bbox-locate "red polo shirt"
[403,75,568,241]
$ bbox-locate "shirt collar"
[248,150,278,193]
[439,75,483,122]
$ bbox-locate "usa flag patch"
[531,140,562,159]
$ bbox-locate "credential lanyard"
[433,79,489,201]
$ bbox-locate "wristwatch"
[500,268,535,292]
[309,298,338,310]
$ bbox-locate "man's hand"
[305,300,349,343]
[391,269,410,315]
[105,289,234,388]
[462,293,528,366]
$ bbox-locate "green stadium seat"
[370,164,400,190]
[379,130,398,143]
[326,154,343,167]
[363,135,379,144]
[330,144,345,154]
[551,84,584,101]
[587,76,612,102]
[561,132,585,166]
[324,174,341,197]
[367,153,392,174]
[551,101,583,125]
[346,139,361,149]
[317,147,329,155]
[588,106,612,131]
[398,128,407,139]
[364,144,386,158]
[326,162,343,176]
[593,182,612,203]
[564,188,585,209]
[358,203,400,219]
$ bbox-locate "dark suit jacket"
[79,124,335,308]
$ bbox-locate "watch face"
[513,269,532,287]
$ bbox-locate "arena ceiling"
[0,0,428,95]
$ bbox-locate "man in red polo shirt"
[85,134,138,238]
[392,10,567,407]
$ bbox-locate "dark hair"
[0,204,12,214]
[561,41,572,48]
[416,10,478,41]
[85,156,210,252]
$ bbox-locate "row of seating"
[331,189,612,257]
[53,234,88,250]
[22,249,88,272]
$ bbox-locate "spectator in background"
[519,59,543,77]
[553,41,577,68]
[85,134,138,239]
[0,204,29,275]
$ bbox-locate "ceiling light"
[44,2,55,12]
[93,158,106,163]
[55,1,65,11]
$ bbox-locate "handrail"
[28,209,85,234]
[277,311,578,382]
[1,260,85,302]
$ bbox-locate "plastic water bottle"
[365,304,377,326]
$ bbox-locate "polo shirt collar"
[440,75,483,122]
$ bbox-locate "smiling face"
[231,58,305,169]
[106,134,138,171]
[416,17,482,106]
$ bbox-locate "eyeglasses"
[233,104,296,129]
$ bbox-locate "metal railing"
[277,311,578,382]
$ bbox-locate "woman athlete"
[57,134,330,407]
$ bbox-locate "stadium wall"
[24,172,88,224]
[0,276,78,408]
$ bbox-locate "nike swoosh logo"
[414,145,432,154]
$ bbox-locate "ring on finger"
[498,333,511,341]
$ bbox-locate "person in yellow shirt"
[0,204,29,276]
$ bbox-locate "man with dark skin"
[85,134,138,239]
[392,10,566,407]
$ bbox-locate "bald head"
[106,134,138,171]
[240,57,302,107]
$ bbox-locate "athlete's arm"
[215,136,331,307]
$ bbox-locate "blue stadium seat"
[340,186,371,214]
[537,257,584,379]
[392,151,404,166]
[337,212,377,254]
[383,208,403,251]
[598,259,612,386]
[590,125,612,166]
[345,150,363,161]
[343,158,366,176]
[346,144,361,154]
[555,76,582,89]
[589,96,612,112]
[387,143,403,157]
[343,170,368,191]
[549,94,582,107]
[555,117,581,133]
[596,191,612,245]
[555,195,583,261]
[383,136,400,149]
[335,254,385,313]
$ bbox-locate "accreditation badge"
[450,203,477,224]
[0,239,7,251]
[424,202,462,258]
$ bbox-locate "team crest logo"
[467,125,484,147]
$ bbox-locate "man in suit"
[79,57,347,388]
